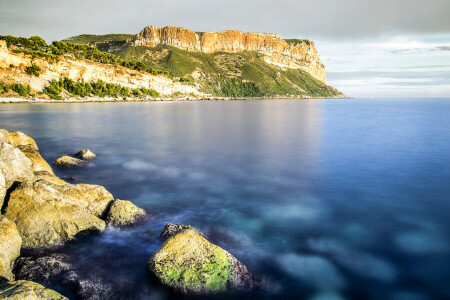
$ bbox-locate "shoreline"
[0,95,350,104]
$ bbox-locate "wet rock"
[74,149,96,160]
[6,131,39,151]
[53,155,88,168]
[62,271,115,300]
[148,229,259,295]
[105,199,146,227]
[0,280,67,299]
[160,223,206,239]
[14,254,72,285]
[4,180,106,248]
[0,142,34,190]
[17,145,54,175]
[0,216,22,281]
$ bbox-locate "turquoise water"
[1,99,449,300]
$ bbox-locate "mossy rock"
[53,156,88,168]
[0,280,67,299]
[148,229,259,295]
[105,200,146,227]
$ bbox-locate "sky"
[1,0,449,98]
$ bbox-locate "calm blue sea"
[1,98,449,300]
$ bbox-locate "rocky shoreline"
[0,129,260,298]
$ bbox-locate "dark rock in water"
[105,199,146,227]
[14,254,72,285]
[160,223,207,239]
[74,149,96,160]
[148,228,260,295]
[62,271,116,300]
[53,155,88,168]
[0,279,68,299]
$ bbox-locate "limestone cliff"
[0,40,200,96]
[130,26,326,83]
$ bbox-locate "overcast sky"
[1,0,449,98]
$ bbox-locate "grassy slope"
[62,34,133,45]
[64,34,344,98]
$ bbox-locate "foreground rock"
[17,145,54,175]
[53,155,88,168]
[0,280,67,299]
[0,216,22,280]
[106,200,146,227]
[0,171,5,209]
[0,142,34,190]
[4,180,108,248]
[6,131,39,151]
[74,149,96,160]
[160,223,206,239]
[148,229,259,295]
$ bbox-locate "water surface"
[1,99,449,300]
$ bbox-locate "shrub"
[11,83,31,97]
[25,64,41,76]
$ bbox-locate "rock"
[160,223,206,239]
[0,129,8,143]
[55,184,114,217]
[6,131,39,151]
[0,216,22,281]
[74,149,96,160]
[0,142,34,190]
[148,229,259,295]
[33,171,68,186]
[4,180,106,248]
[14,254,72,285]
[0,280,67,299]
[17,145,54,175]
[62,271,115,300]
[53,156,88,168]
[0,171,5,209]
[105,200,146,227]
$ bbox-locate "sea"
[1,98,449,300]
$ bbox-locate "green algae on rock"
[53,155,88,168]
[0,216,22,281]
[106,199,146,227]
[148,229,259,295]
[0,280,67,299]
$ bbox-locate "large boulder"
[4,180,106,248]
[53,156,88,168]
[148,229,259,295]
[17,145,54,175]
[0,142,34,189]
[0,216,22,281]
[6,131,39,151]
[105,200,146,227]
[74,149,96,160]
[0,280,67,299]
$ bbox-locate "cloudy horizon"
[1,0,449,98]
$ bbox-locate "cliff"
[0,40,200,97]
[130,26,326,83]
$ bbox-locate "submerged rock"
[53,155,88,168]
[148,229,259,295]
[14,254,72,285]
[74,149,96,160]
[105,199,146,227]
[0,280,67,299]
[62,271,116,300]
[0,216,22,281]
[160,223,206,239]
[4,180,107,248]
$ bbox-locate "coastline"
[0,95,350,104]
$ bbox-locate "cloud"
[0,0,449,41]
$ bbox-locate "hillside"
[63,26,345,98]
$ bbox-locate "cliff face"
[0,42,200,96]
[130,26,326,83]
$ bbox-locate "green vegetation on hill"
[62,34,133,45]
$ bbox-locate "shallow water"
[1,99,449,300]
